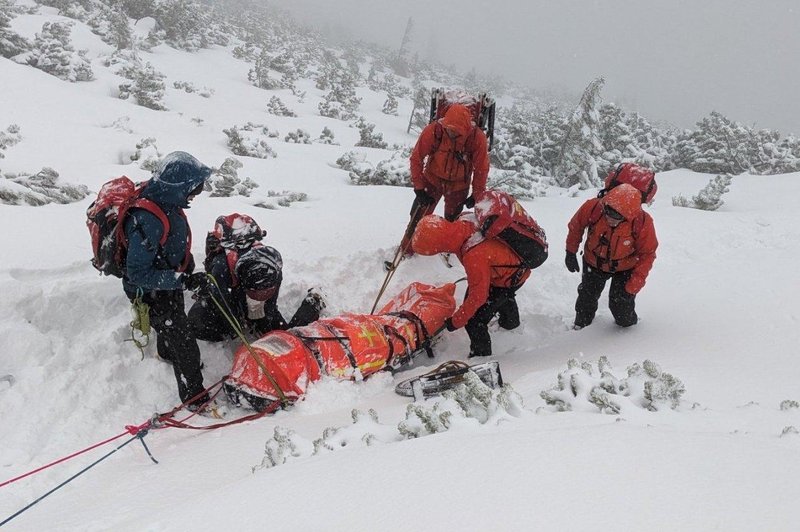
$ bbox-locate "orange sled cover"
[225,282,457,409]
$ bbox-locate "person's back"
[412,213,531,357]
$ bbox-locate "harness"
[585,203,643,273]
[428,122,478,184]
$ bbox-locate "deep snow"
[1,6,799,532]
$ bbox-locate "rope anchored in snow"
[0,420,157,528]
[0,378,277,528]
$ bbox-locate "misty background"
[278,0,800,135]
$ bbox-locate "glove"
[565,251,580,273]
[185,253,196,275]
[464,195,475,209]
[414,189,435,206]
[444,318,458,332]
[184,272,209,292]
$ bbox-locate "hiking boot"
[187,397,228,419]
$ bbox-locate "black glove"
[184,272,209,291]
[414,189,435,206]
[444,318,458,332]
[464,195,475,209]
[185,253,196,275]
[565,251,580,273]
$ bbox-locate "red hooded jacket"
[410,104,489,194]
[412,214,531,328]
[566,184,658,294]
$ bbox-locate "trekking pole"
[370,202,423,314]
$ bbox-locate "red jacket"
[412,215,531,328]
[410,104,489,194]
[566,197,657,294]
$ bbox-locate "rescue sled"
[224,282,457,411]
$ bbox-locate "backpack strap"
[119,198,193,273]
[225,250,240,287]
[129,198,170,246]
[431,122,444,153]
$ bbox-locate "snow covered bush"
[128,137,161,171]
[540,357,686,414]
[350,146,411,186]
[118,61,167,110]
[336,150,372,182]
[253,190,308,209]
[317,127,337,145]
[316,52,361,120]
[252,373,523,470]
[267,95,296,117]
[672,174,732,211]
[209,157,258,197]
[0,167,89,206]
[407,85,430,134]
[487,169,537,199]
[173,80,213,98]
[353,117,388,149]
[284,129,311,144]
[248,49,279,90]
[0,124,21,159]
[27,21,93,82]
[0,0,30,58]
[780,400,799,411]
[151,0,228,52]
[382,94,399,116]
[223,124,278,159]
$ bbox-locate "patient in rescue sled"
[223,281,458,411]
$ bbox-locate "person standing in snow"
[187,214,324,341]
[411,213,531,358]
[399,103,490,256]
[122,151,212,408]
[564,183,658,329]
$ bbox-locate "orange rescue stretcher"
[223,282,457,411]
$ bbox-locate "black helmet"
[212,213,267,251]
[235,246,283,292]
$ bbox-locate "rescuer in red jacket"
[400,104,490,255]
[412,214,530,358]
[565,183,658,329]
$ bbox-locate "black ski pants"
[465,286,521,358]
[574,263,638,328]
[130,290,206,405]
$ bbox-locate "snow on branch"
[252,373,523,471]
[540,357,686,414]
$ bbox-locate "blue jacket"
[123,152,211,294]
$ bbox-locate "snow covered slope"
[1,7,799,532]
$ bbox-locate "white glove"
[246,295,266,320]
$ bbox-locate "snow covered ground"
[2,8,800,532]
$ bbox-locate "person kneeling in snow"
[564,183,658,329]
[411,214,532,358]
[187,214,324,341]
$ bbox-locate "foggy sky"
[277,0,800,134]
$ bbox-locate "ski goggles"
[603,205,625,222]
